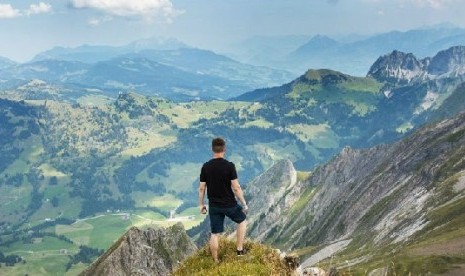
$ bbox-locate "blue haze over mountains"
[230,25,465,76]
[0,25,464,103]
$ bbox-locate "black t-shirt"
[200,158,238,208]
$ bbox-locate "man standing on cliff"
[199,137,248,262]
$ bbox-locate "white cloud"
[88,15,112,26]
[71,0,183,21]
[0,4,21,18]
[26,2,52,16]
[0,2,52,19]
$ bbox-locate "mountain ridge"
[244,110,465,274]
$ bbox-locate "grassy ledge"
[173,237,296,276]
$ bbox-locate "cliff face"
[246,159,300,241]
[80,223,197,276]
[247,111,465,256]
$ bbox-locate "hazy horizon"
[1,0,465,62]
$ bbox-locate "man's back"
[200,158,237,208]
[198,137,248,262]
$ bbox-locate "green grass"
[154,162,202,193]
[132,192,182,210]
[287,186,316,218]
[0,185,33,224]
[84,215,135,250]
[38,163,68,178]
[296,171,312,182]
[286,123,339,148]
[157,100,248,128]
[0,235,79,276]
[0,137,43,178]
[174,237,295,276]
[55,215,133,250]
[1,236,76,254]
[0,253,73,276]
[286,72,382,116]
[243,118,274,128]
[76,94,113,106]
[416,194,465,244]
[65,263,89,276]
[338,77,383,94]
[135,162,201,193]
[121,127,177,157]
[56,221,94,246]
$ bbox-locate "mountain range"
[0,40,293,102]
[31,36,189,63]
[0,44,465,275]
[230,25,465,76]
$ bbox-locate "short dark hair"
[212,137,226,153]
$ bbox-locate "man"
[199,137,248,263]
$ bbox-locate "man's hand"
[200,205,207,214]
[199,182,207,214]
[242,205,249,215]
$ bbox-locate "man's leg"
[236,220,247,251]
[210,233,220,263]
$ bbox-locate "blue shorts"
[209,204,246,234]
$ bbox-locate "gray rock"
[368,46,465,83]
[80,223,197,276]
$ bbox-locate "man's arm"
[231,179,248,213]
[199,181,207,214]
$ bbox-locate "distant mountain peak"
[428,45,465,75]
[367,45,465,83]
[367,50,426,83]
[308,34,338,44]
[290,35,340,57]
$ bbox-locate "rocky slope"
[246,111,465,274]
[79,223,196,276]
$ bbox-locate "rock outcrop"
[80,223,196,276]
[246,159,302,241]
[368,46,465,83]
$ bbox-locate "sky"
[0,0,464,62]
